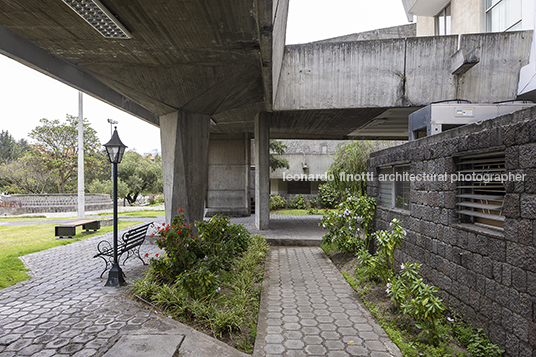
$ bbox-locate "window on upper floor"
[435,3,451,36]
[486,0,522,33]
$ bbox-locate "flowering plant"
[151,210,251,298]
[320,195,376,253]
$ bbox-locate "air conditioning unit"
[408,100,535,141]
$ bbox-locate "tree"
[0,130,29,163]
[0,154,56,194]
[117,151,163,204]
[326,141,392,196]
[269,139,290,172]
[28,115,101,193]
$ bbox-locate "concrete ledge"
[103,334,184,357]
[265,237,322,246]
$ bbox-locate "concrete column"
[206,133,251,217]
[255,112,270,230]
[160,110,210,224]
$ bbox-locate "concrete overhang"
[402,0,450,17]
[0,2,532,141]
[0,0,288,128]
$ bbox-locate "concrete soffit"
[0,24,159,127]
[254,0,290,112]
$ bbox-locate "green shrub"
[386,263,446,345]
[309,196,318,208]
[288,194,306,209]
[269,194,287,210]
[152,211,251,298]
[318,183,340,208]
[320,195,376,253]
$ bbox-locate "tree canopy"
[28,115,101,193]
[269,139,290,172]
[326,141,392,196]
[0,130,29,164]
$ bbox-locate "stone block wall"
[367,106,536,357]
[0,194,113,214]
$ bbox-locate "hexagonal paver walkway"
[253,247,402,357]
[0,224,247,357]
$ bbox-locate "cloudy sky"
[0,0,409,154]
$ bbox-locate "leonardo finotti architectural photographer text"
[282,172,526,183]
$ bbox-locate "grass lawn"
[0,221,142,289]
[271,208,334,215]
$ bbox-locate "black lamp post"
[103,126,127,287]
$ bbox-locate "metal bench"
[93,222,154,278]
[55,219,100,238]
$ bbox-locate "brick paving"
[253,247,402,357]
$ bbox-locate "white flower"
[216,287,221,293]
[386,289,391,294]
[403,231,407,236]
[446,316,454,322]
[322,224,326,228]
[400,264,405,270]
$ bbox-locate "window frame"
[485,0,522,33]
[378,164,411,211]
[435,3,452,36]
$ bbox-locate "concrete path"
[253,247,402,357]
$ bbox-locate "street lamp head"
[107,118,118,125]
[103,127,127,164]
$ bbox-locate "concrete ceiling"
[1,2,529,141]
[0,0,412,140]
[0,0,268,126]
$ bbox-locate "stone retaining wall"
[0,194,113,215]
[367,106,536,357]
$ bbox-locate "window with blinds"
[378,165,410,210]
[379,167,393,207]
[456,152,505,230]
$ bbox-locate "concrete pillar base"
[160,110,210,224]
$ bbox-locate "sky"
[0,0,409,154]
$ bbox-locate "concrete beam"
[0,24,159,126]
[275,31,533,110]
[160,111,210,224]
[254,112,270,230]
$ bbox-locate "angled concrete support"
[255,112,270,230]
[160,111,210,225]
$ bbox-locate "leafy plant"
[152,210,251,298]
[269,194,287,210]
[318,183,340,208]
[386,263,446,345]
[130,234,268,353]
[288,194,306,209]
[467,329,504,357]
[320,195,376,253]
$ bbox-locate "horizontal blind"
[456,151,505,230]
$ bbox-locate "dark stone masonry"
[367,106,536,357]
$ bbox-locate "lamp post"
[107,119,118,179]
[103,127,127,287]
